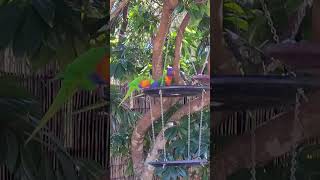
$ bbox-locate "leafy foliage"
[110,0,209,81]
[0,77,104,180]
[0,0,107,70]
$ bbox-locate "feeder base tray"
[265,42,320,72]
[143,85,209,97]
[211,75,320,110]
[148,159,208,167]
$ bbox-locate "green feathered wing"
[26,47,106,144]
[118,76,153,106]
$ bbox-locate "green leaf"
[44,156,56,180]
[77,159,104,179]
[30,43,55,71]
[176,3,184,13]
[57,152,78,180]
[20,145,37,180]
[165,127,177,140]
[13,6,46,58]
[285,0,303,15]
[224,2,245,15]
[31,0,55,27]
[0,130,7,165]
[5,130,19,173]
[0,0,9,6]
[0,4,23,48]
[225,17,248,31]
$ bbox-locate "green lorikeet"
[118,66,174,106]
[118,76,154,106]
[26,47,107,144]
[158,66,174,86]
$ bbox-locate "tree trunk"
[131,98,179,176]
[118,3,129,45]
[215,90,320,179]
[110,0,115,11]
[173,13,190,84]
[110,0,130,20]
[212,0,239,74]
[312,0,320,42]
[151,0,178,80]
[130,1,179,177]
[141,93,210,179]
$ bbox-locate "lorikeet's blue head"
[151,81,159,88]
[167,66,173,77]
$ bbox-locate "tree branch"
[141,93,210,179]
[110,0,130,21]
[151,0,178,80]
[118,3,129,45]
[110,0,115,11]
[173,13,190,84]
[130,1,179,176]
[131,97,180,175]
[312,0,320,42]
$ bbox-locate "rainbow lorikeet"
[159,66,174,86]
[26,47,107,144]
[89,55,109,85]
[119,76,154,106]
[139,79,151,89]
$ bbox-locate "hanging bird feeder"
[211,75,320,111]
[143,85,209,97]
[146,88,209,168]
[264,42,320,74]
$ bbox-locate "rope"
[160,13,175,86]
[159,90,167,162]
[149,96,156,145]
[290,92,300,180]
[197,89,205,158]
[187,96,191,160]
[249,111,256,180]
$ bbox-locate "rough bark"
[131,98,179,176]
[212,1,320,180]
[118,3,129,45]
[214,90,320,179]
[110,0,115,11]
[141,93,210,179]
[312,0,320,42]
[173,13,190,84]
[130,1,179,177]
[110,0,130,20]
[212,0,239,74]
[151,0,179,80]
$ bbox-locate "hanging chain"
[258,0,283,73]
[159,90,167,161]
[149,96,156,145]
[187,96,191,160]
[290,91,301,180]
[197,89,205,158]
[249,111,256,180]
[259,0,280,43]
